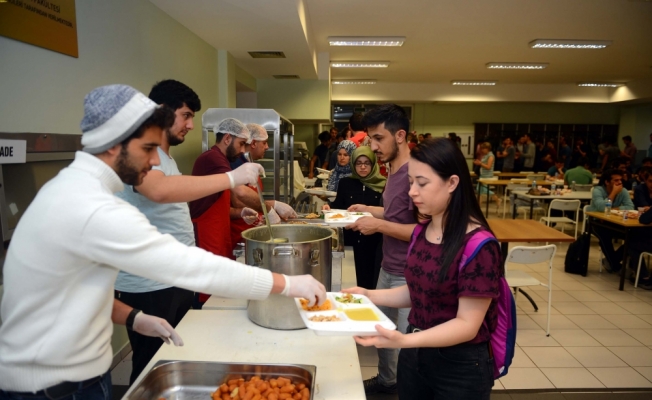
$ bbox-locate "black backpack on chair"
[564,232,590,276]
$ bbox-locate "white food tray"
[317,174,330,180]
[610,209,639,216]
[323,211,372,227]
[294,292,396,336]
[305,188,337,197]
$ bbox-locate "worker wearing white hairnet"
[230,124,298,247]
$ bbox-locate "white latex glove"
[241,207,259,225]
[273,200,298,219]
[266,208,282,224]
[281,274,327,307]
[226,163,264,188]
[132,311,184,346]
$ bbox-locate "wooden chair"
[506,245,557,336]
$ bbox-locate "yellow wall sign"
[0,0,78,58]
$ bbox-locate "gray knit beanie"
[80,84,158,154]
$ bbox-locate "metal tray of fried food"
[125,360,316,400]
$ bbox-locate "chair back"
[506,183,529,192]
[526,174,545,181]
[582,204,590,232]
[549,199,581,212]
[507,245,556,266]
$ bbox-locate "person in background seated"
[587,169,635,273]
[612,157,634,190]
[638,158,652,184]
[634,167,652,208]
[564,157,593,186]
[473,142,501,209]
[308,131,331,179]
[546,158,566,181]
[345,138,500,399]
[418,133,425,143]
[323,147,386,289]
[326,140,357,192]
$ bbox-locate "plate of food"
[295,292,396,336]
[323,211,373,227]
[610,209,639,219]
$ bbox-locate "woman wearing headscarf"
[323,146,386,289]
[326,140,357,192]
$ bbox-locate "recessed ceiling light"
[577,82,625,88]
[529,39,612,49]
[451,80,497,86]
[331,61,390,68]
[332,80,377,85]
[328,36,405,46]
[486,62,548,70]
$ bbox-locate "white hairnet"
[215,118,250,140]
[245,123,269,144]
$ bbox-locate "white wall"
[0,0,221,357]
[0,0,218,174]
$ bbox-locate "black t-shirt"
[313,144,329,172]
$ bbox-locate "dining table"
[488,219,576,310]
[511,190,594,219]
[584,211,652,290]
[477,179,553,216]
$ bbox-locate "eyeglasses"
[355,162,372,167]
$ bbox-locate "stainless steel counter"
[124,310,366,400]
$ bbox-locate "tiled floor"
[358,207,652,398]
[111,207,652,398]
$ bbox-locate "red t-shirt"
[405,227,501,344]
[350,131,367,147]
[189,145,231,219]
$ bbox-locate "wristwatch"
[126,308,141,331]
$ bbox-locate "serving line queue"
[0,84,327,400]
[1,99,527,400]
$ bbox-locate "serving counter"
[123,310,366,400]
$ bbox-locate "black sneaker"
[363,375,398,395]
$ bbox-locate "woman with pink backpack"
[344,138,515,399]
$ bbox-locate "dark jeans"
[0,373,111,400]
[115,287,194,384]
[591,225,624,271]
[398,338,493,399]
[628,239,652,278]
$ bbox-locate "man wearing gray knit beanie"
[0,84,326,398]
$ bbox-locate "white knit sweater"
[0,152,273,392]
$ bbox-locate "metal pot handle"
[272,246,301,257]
[252,248,263,265]
[309,249,320,267]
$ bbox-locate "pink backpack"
[408,223,516,379]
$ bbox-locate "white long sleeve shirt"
[0,151,273,392]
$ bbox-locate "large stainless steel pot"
[242,225,333,329]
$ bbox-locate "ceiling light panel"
[332,80,377,85]
[451,81,497,86]
[331,61,390,68]
[577,82,625,87]
[486,62,548,70]
[529,39,612,49]
[328,36,405,46]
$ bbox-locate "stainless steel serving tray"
[125,360,316,400]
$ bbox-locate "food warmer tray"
[125,360,316,400]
